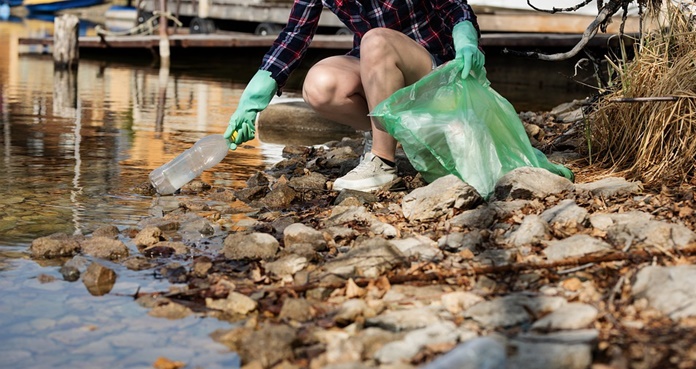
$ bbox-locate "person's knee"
[302,66,339,110]
[361,28,398,65]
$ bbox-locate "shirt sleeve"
[259,0,324,91]
[432,0,480,35]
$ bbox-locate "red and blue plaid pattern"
[260,0,478,90]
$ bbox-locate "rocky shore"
[28,102,696,369]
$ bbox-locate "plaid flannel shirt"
[260,0,479,91]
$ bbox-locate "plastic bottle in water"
[149,134,229,195]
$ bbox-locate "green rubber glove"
[224,70,277,150]
[453,21,485,79]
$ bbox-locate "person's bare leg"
[302,56,371,132]
[359,28,435,162]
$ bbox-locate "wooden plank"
[18,32,631,51]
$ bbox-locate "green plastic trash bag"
[371,59,574,200]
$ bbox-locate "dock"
[18,31,634,53]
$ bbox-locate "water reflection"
[0,19,295,369]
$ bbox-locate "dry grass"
[587,3,696,188]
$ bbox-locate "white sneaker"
[333,152,397,192]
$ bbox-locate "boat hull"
[24,0,104,14]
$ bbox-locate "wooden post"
[53,69,78,118]
[53,14,80,70]
[158,0,170,68]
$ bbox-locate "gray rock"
[421,336,507,369]
[575,177,643,197]
[91,225,120,239]
[177,216,215,242]
[82,262,117,296]
[438,232,482,252]
[222,232,279,260]
[206,291,257,315]
[328,206,398,237]
[606,219,695,250]
[543,235,613,261]
[507,215,550,246]
[632,265,696,320]
[441,291,485,314]
[531,303,598,331]
[29,233,81,258]
[80,236,130,260]
[490,199,532,218]
[450,206,497,229]
[334,299,374,325]
[589,211,653,231]
[374,321,459,364]
[288,172,327,190]
[279,298,314,322]
[506,340,592,369]
[284,223,327,251]
[238,324,297,367]
[516,329,599,345]
[321,239,405,279]
[402,175,482,222]
[390,236,443,262]
[366,306,443,332]
[493,167,574,201]
[259,183,297,209]
[540,199,588,227]
[465,294,567,328]
[474,248,516,266]
[133,226,165,248]
[265,254,309,279]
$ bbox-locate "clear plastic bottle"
[149,134,229,195]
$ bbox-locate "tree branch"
[506,0,625,61]
[526,0,595,14]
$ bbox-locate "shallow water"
[0,15,596,369]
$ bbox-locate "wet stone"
[80,236,130,260]
[288,172,327,190]
[91,225,121,239]
[134,226,166,248]
[258,183,297,209]
[59,265,80,282]
[122,256,156,271]
[82,262,117,296]
[29,233,81,259]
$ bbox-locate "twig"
[505,0,624,61]
[610,96,680,102]
[526,0,595,14]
